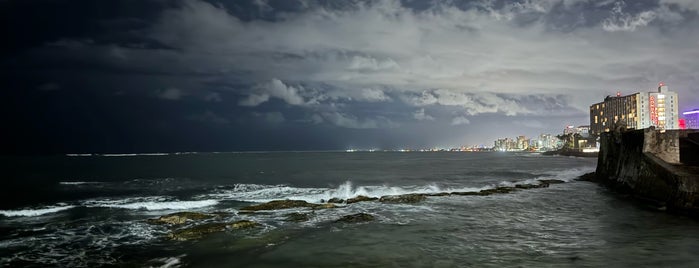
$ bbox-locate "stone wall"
[596,128,699,215]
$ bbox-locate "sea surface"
[1,152,698,267]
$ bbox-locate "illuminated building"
[589,82,679,135]
[684,109,699,129]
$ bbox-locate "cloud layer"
[3,0,699,151]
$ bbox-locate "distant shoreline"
[542,149,598,158]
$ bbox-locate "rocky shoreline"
[146,178,569,241]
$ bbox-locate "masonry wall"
[596,128,699,215]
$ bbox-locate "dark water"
[1,152,697,267]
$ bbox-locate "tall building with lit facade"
[684,109,699,129]
[590,83,679,135]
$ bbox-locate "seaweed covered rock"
[515,183,549,189]
[538,179,566,184]
[476,187,516,195]
[335,213,375,223]
[284,212,311,222]
[239,200,336,212]
[168,220,259,241]
[451,187,516,196]
[147,212,215,225]
[326,198,345,204]
[346,195,378,204]
[379,193,427,203]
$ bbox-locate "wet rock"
[425,192,451,197]
[346,195,378,204]
[575,172,597,182]
[538,179,565,184]
[515,183,549,189]
[239,200,337,212]
[335,213,375,223]
[284,212,311,222]
[379,193,426,203]
[327,198,345,203]
[239,200,311,212]
[477,187,516,195]
[168,220,259,241]
[450,191,481,196]
[147,212,215,225]
[310,203,337,209]
[452,187,516,196]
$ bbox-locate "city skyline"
[3,0,699,153]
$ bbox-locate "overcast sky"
[2,0,699,153]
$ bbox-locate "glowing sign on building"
[649,96,658,125]
[679,119,686,130]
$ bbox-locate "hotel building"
[590,82,679,135]
[684,109,699,129]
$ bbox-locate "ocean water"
[1,152,698,267]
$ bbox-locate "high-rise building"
[589,82,679,135]
[684,109,699,129]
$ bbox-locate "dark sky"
[2,0,699,154]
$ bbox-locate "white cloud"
[413,108,434,121]
[451,116,470,126]
[142,0,699,119]
[239,79,308,106]
[239,93,269,106]
[321,112,398,129]
[359,88,391,102]
[408,89,533,116]
[660,0,699,13]
[158,88,185,100]
[602,2,657,32]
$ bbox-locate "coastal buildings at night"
[589,82,679,135]
[684,109,699,129]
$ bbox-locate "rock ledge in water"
[346,195,378,204]
[284,212,312,222]
[239,200,336,212]
[379,193,427,203]
[168,220,259,241]
[335,213,375,223]
[147,212,215,225]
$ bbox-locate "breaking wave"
[0,206,76,217]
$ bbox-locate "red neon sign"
[679,119,686,129]
[649,96,658,125]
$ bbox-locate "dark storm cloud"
[3,0,699,153]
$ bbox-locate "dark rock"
[284,212,311,222]
[147,212,215,225]
[425,192,451,197]
[240,200,310,211]
[515,183,549,189]
[538,179,565,184]
[576,172,597,182]
[379,193,427,203]
[310,203,337,209]
[168,220,259,241]
[239,200,335,212]
[335,213,375,223]
[327,198,345,203]
[450,191,481,196]
[477,187,516,195]
[346,195,378,204]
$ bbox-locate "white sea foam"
[100,153,169,157]
[0,206,75,217]
[84,197,218,211]
[59,181,101,185]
